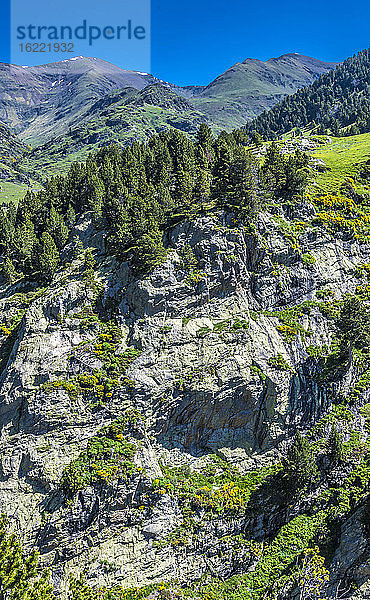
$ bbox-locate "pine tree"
[84,249,95,272]
[131,229,168,275]
[72,236,84,260]
[336,295,370,359]
[196,123,215,165]
[168,131,196,212]
[249,130,263,146]
[283,432,318,491]
[1,257,17,285]
[65,205,76,228]
[0,516,53,600]
[226,147,260,218]
[327,426,344,465]
[261,142,286,190]
[281,152,309,200]
[38,232,60,282]
[179,243,197,273]
[14,215,37,272]
[0,209,14,256]
[211,141,233,201]
[194,147,211,210]
[47,206,69,250]
[82,157,105,217]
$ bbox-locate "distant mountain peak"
[239,53,338,67]
[246,46,370,139]
[267,53,339,68]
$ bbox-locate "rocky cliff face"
[0,202,369,598]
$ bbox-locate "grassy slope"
[19,104,213,178]
[0,123,40,204]
[0,122,30,164]
[18,87,220,179]
[310,132,370,195]
[0,181,34,204]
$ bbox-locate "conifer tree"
[179,243,197,273]
[249,130,263,146]
[211,141,233,201]
[131,229,168,275]
[47,206,69,250]
[83,249,95,272]
[0,516,53,600]
[72,236,84,260]
[336,295,370,349]
[327,426,344,465]
[0,209,14,256]
[226,147,260,218]
[14,215,37,273]
[1,257,17,285]
[196,123,215,165]
[261,142,285,190]
[83,158,105,216]
[194,147,211,210]
[283,432,318,491]
[65,205,76,228]
[38,232,60,282]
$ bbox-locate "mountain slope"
[1,128,370,599]
[0,53,338,151]
[18,84,214,177]
[0,57,161,145]
[245,48,370,139]
[0,121,29,164]
[0,122,32,196]
[191,53,338,129]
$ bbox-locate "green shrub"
[267,354,292,371]
[327,426,344,465]
[61,414,142,496]
[152,458,276,518]
[282,432,319,492]
[302,253,316,265]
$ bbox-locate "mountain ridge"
[0,53,338,146]
[245,48,370,138]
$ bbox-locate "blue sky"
[0,0,369,85]
[151,0,370,85]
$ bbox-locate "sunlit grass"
[0,181,41,204]
[310,132,370,195]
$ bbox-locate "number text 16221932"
[19,43,74,52]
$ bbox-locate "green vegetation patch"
[0,181,32,205]
[152,457,277,518]
[61,411,143,496]
[42,309,141,408]
[311,132,370,195]
[267,354,293,371]
[264,302,313,341]
[310,193,370,239]
[196,317,249,338]
[301,253,316,265]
